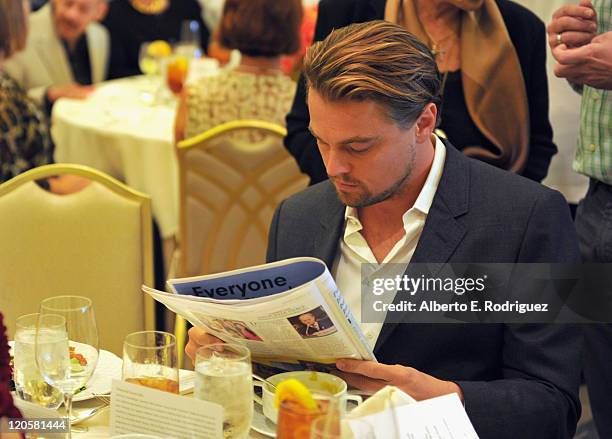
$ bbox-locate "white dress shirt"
[332,136,447,348]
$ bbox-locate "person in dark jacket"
[102,0,210,79]
[285,0,557,185]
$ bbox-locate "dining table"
[69,394,269,439]
[51,72,211,240]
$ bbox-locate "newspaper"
[143,257,375,368]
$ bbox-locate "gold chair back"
[0,164,155,355]
[175,120,308,364]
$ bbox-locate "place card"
[348,393,479,438]
[110,379,223,438]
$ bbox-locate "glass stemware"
[13,313,64,409]
[177,19,202,58]
[138,41,172,104]
[36,296,99,439]
[166,55,189,96]
[122,330,179,393]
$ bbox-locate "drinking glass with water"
[195,343,253,439]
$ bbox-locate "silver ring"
[556,33,563,45]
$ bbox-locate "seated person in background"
[174,0,302,142]
[102,0,209,79]
[188,22,583,438]
[2,0,109,113]
[1,0,89,193]
[285,0,557,185]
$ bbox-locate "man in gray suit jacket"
[3,0,109,107]
[188,21,583,438]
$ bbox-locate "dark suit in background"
[267,144,582,439]
[285,0,556,184]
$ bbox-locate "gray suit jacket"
[267,144,582,439]
[3,4,109,104]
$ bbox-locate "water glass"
[37,295,99,439]
[13,313,64,409]
[122,331,179,393]
[195,344,253,439]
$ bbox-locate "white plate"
[73,349,122,401]
[251,401,276,438]
[9,341,122,402]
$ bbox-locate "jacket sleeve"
[457,190,582,439]
[266,200,284,263]
[512,7,557,182]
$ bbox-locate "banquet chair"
[0,164,155,355]
[174,120,308,365]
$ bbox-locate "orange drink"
[124,376,179,394]
[166,56,189,95]
[122,331,179,393]
[276,398,333,439]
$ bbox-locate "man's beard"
[332,150,416,208]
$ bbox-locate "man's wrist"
[447,381,464,403]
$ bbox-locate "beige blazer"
[3,4,109,104]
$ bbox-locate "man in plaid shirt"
[548,1,612,436]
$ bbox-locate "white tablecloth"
[51,77,179,238]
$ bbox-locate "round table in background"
[52,76,179,239]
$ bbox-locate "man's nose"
[64,4,80,21]
[324,147,350,177]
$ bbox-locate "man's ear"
[414,102,438,143]
[95,1,108,21]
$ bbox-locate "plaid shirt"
[573,0,612,183]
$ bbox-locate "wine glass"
[166,55,189,96]
[139,42,161,77]
[13,313,64,409]
[177,20,202,58]
[36,296,99,439]
[139,41,172,104]
[122,331,179,393]
[195,344,253,439]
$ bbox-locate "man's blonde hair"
[303,20,441,128]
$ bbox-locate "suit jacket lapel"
[374,144,469,354]
[36,5,73,84]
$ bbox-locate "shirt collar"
[344,134,447,233]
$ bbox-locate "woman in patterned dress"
[0,0,88,194]
[174,0,303,142]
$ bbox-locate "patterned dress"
[0,72,53,184]
[185,70,296,140]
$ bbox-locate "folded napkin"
[347,386,416,419]
[341,386,416,438]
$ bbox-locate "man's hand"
[185,327,224,362]
[47,83,95,102]
[553,32,612,89]
[335,359,463,402]
[547,0,597,51]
